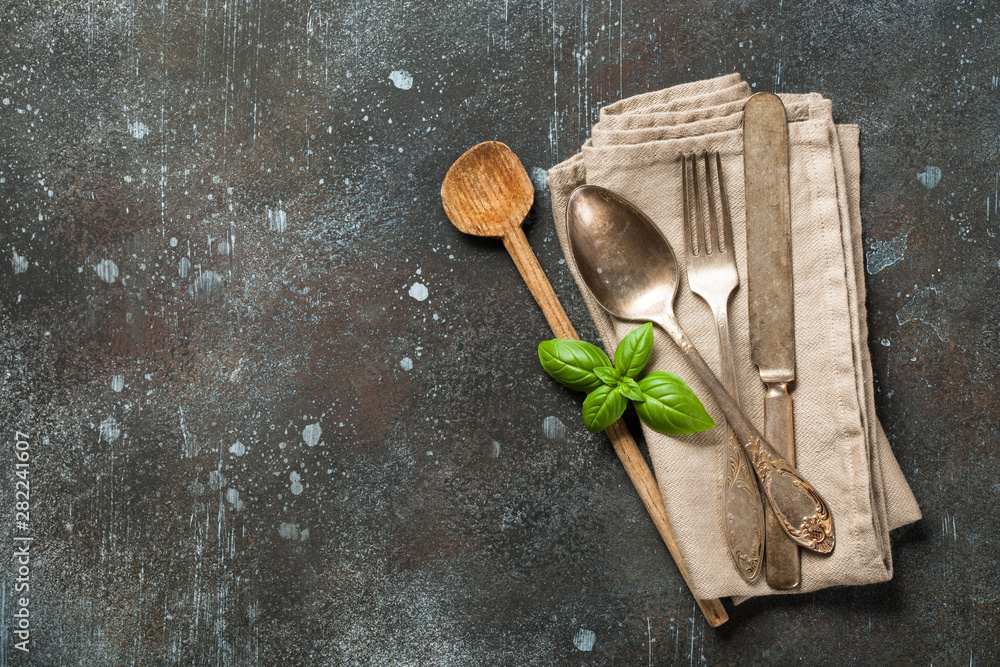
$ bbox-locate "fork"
[682,152,765,582]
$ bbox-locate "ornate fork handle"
[682,152,765,580]
[713,306,767,576]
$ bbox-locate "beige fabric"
[547,73,921,599]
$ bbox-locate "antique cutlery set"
[442,92,836,626]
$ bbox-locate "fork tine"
[690,153,708,257]
[702,153,721,255]
[682,154,695,256]
[715,152,735,254]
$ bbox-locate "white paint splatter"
[267,207,288,232]
[94,259,119,283]
[99,416,120,443]
[11,249,28,274]
[229,439,247,456]
[279,522,309,541]
[897,285,950,342]
[178,256,191,278]
[400,357,413,371]
[573,629,596,651]
[228,357,246,383]
[128,120,150,140]
[289,471,303,495]
[169,237,178,247]
[408,282,428,301]
[542,416,566,440]
[866,230,909,274]
[389,70,413,90]
[302,422,322,447]
[917,166,941,189]
[531,167,550,192]
[111,375,125,392]
[226,488,245,510]
[188,271,225,304]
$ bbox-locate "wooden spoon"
[441,141,729,628]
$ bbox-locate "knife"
[743,92,801,590]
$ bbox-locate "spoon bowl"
[566,184,835,555]
[441,141,534,238]
[567,185,678,322]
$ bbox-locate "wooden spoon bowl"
[441,141,534,238]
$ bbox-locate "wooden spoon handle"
[503,225,728,627]
[502,227,577,340]
[604,420,729,627]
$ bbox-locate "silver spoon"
[566,185,834,554]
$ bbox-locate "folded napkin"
[547,73,921,599]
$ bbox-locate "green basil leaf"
[538,339,612,393]
[581,384,628,432]
[593,365,622,387]
[619,377,645,402]
[614,322,654,378]
[635,372,715,434]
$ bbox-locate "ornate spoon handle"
[655,313,835,554]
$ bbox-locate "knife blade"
[743,92,801,590]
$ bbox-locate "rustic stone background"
[0,0,997,664]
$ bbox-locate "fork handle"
[655,312,835,554]
[711,305,765,583]
[712,305,737,395]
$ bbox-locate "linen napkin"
[547,73,921,599]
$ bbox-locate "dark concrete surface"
[0,0,997,664]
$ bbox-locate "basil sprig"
[538,322,714,434]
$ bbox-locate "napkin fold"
[547,73,921,599]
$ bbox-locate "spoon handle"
[656,314,835,555]
[502,228,577,339]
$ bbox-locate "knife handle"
[763,383,802,589]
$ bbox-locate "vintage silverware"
[566,184,835,554]
[682,153,765,582]
[441,142,729,627]
[744,92,802,588]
